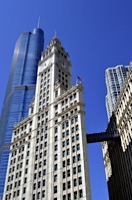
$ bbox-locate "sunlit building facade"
[3,37,91,200]
[0,28,44,199]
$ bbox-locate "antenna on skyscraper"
[38,17,40,28]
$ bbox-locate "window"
[33,183,36,190]
[72,146,75,152]
[67,149,70,155]
[63,151,66,157]
[62,141,65,147]
[76,134,79,140]
[24,178,27,184]
[54,186,57,193]
[71,118,74,124]
[54,174,57,182]
[54,154,57,161]
[66,121,69,127]
[67,139,69,145]
[44,150,47,156]
[55,136,58,142]
[39,162,42,168]
[63,183,66,190]
[55,145,57,151]
[55,90,58,97]
[72,136,75,143]
[42,190,45,198]
[26,159,28,165]
[23,187,26,194]
[38,181,41,188]
[34,173,37,179]
[13,191,16,198]
[43,180,46,186]
[73,156,76,163]
[39,153,42,158]
[44,142,47,147]
[18,180,21,186]
[27,151,29,156]
[68,193,71,200]
[43,169,46,175]
[39,171,41,178]
[75,116,78,122]
[67,169,70,177]
[78,165,81,173]
[55,127,58,133]
[67,159,70,165]
[63,171,66,178]
[25,168,28,174]
[74,191,77,199]
[62,123,65,129]
[54,164,57,171]
[63,195,66,200]
[37,192,40,199]
[73,167,76,174]
[62,132,65,138]
[76,125,79,131]
[74,179,77,187]
[72,127,74,133]
[79,189,83,198]
[77,154,81,161]
[66,130,69,136]
[67,181,71,189]
[63,161,66,167]
[79,177,82,185]
[77,144,80,150]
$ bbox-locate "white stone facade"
[3,38,91,200]
[114,65,132,152]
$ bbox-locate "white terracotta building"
[3,37,91,200]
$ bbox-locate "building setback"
[3,37,91,200]
[105,65,129,120]
[0,28,44,199]
[102,64,132,200]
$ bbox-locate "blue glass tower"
[0,27,44,198]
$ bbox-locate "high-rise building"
[102,65,132,200]
[0,27,44,199]
[105,65,129,120]
[3,37,91,200]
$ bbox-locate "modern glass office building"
[0,27,44,199]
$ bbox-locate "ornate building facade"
[3,37,91,200]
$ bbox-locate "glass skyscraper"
[0,27,44,199]
[105,65,129,120]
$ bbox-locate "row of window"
[62,177,82,190]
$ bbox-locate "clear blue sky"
[0,1,132,199]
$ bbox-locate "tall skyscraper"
[102,65,132,200]
[105,65,129,120]
[0,27,44,199]
[3,37,91,200]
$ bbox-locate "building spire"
[38,17,40,28]
[54,30,57,38]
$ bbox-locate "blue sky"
[0,0,132,199]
